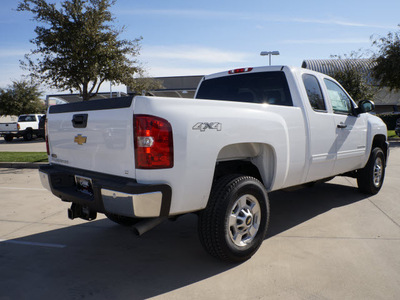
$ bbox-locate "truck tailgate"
[47,97,136,178]
[0,123,18,132]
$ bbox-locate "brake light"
[228,67,253,74]
[134,115,173,169]
[45,118,50,155]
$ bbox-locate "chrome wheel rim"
[373,157,383,188]
[228,194,261,247]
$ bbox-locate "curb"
[0,162,47,169]
[389,140,400,147]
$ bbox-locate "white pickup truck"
[39,66,388,262]
[0,114,43,142]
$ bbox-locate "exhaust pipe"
[68,203,97,221]
[132,217,167,236]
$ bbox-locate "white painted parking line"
[0,239,66,248]
[0,187,47,191]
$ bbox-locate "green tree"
[372,27,400,91]
[331,64,376,102]
[129,69,164,95]
[0,80,44,116]
[329,54,376,102]
[17,0,142,100]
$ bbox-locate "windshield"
[196,71,293,106]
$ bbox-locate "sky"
[0,0,399,95]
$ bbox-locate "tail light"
[134,115,173,169]
[45,118,50,155]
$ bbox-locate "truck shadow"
[0,182,368,299]
[267,181,367,238]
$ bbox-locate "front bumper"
[39,164,171,218]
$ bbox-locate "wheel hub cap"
[228,194,261,247]
[373,157,383,187]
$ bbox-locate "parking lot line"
[0,186,47,191]
[0,239,66,248]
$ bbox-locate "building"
[45,92,128,106]
[127,75,203,98]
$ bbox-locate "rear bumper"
[0,130,33,137]
[0,131,18,136]
[39,164,171,218]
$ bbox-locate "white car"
[0,114,43,142]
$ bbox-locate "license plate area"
[75,175,93,196]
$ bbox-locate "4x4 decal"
[192,122,222,132]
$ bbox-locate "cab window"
[196,71,293,106]
[324,79,353,114]
[302,74,326,111]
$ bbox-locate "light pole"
[260,51,280,66]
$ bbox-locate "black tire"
[357,147,385,195]
[198,175,270,262]
[4,134,13,142]
[23,130,33,141]
[105,213,140,226]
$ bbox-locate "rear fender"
[216,143,276,190]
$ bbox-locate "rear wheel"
[198,175,269,262]
[357,147,385,195]
[4,135,13,142]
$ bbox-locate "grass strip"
[0,152,48,163]
[388,130,399,139]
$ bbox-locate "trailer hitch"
[68,203,97,221]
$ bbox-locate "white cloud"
[119,8,396,30]
[282,38,370,45]
[117,8,240,19]
[138,45,254,77]
[0,49,27,58]
[292,18,397,30]
[141,45,251,64]
[145,66,224,77]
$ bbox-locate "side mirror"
[357,100,375,114]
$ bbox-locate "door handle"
[337,123,347,129]
[72,114,88,128]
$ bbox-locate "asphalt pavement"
[0,137,46,152]
[0,144,399,299]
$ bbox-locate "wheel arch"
[214,143,276,190]
[372,134,388,164]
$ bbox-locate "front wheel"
[198,175,270,262]
[23,130,33,141]
[357,147,386,195]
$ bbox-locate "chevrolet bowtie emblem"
[74,134,87,145]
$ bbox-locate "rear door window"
[302,74,326,111]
